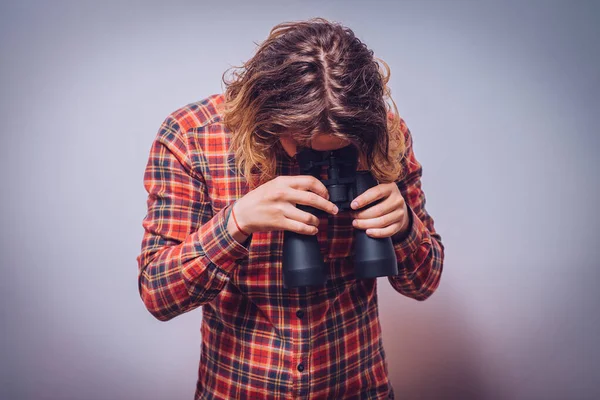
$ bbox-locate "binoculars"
[282,144,398,288]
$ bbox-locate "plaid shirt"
[136,93,444,399]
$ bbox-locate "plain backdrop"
[1,1,599,399]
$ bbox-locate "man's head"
[221,17,405,187]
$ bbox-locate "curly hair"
[220,17,406,188]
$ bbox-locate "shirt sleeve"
[387,117,445,301]
[136,115,250,321]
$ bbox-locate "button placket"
[293,287,310,397]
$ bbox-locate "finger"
[290,189,338,215]
[353,208,404,230]
[352,195,402,220]
[365,221,404,238]
[351,184,392,210]
[282,217,319,235]
[282,204,321,227]
[285,175,330,200]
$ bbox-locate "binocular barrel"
[352,172,399,280]
[282,205,327,288]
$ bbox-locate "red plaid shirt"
[136,93,444,399]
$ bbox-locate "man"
[137,17,444,399]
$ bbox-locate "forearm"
[388,203,445,301]
[138,203,249,321]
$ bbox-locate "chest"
[196,149,357,285]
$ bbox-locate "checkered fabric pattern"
[136,93,445,399]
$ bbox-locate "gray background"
[1,0,599,399]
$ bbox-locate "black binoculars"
[282,144,398,288]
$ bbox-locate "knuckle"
[379,215,388,226]
[296,222,310,234]
[313,180,327,194]
[272,189,286,200]
[276,216,286,229]
[394,208,404,221]
[305,214,314,225]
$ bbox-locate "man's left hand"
[350,182,410,238]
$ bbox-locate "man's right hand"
[230,175,338,238]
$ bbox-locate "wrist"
[228,201,251,242]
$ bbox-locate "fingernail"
[332,205,338,214]
[351,201,359,209]
[352,220,358,227]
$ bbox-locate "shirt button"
[297,363,305,372]
[296,309,304,319]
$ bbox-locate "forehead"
[302,133,351,151]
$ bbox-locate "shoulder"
[161,93,227,135]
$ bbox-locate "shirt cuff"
[391,203,425,264]
[195,203,250,274]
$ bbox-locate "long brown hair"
[220,17,406,188]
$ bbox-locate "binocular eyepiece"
[282,145,398,288]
